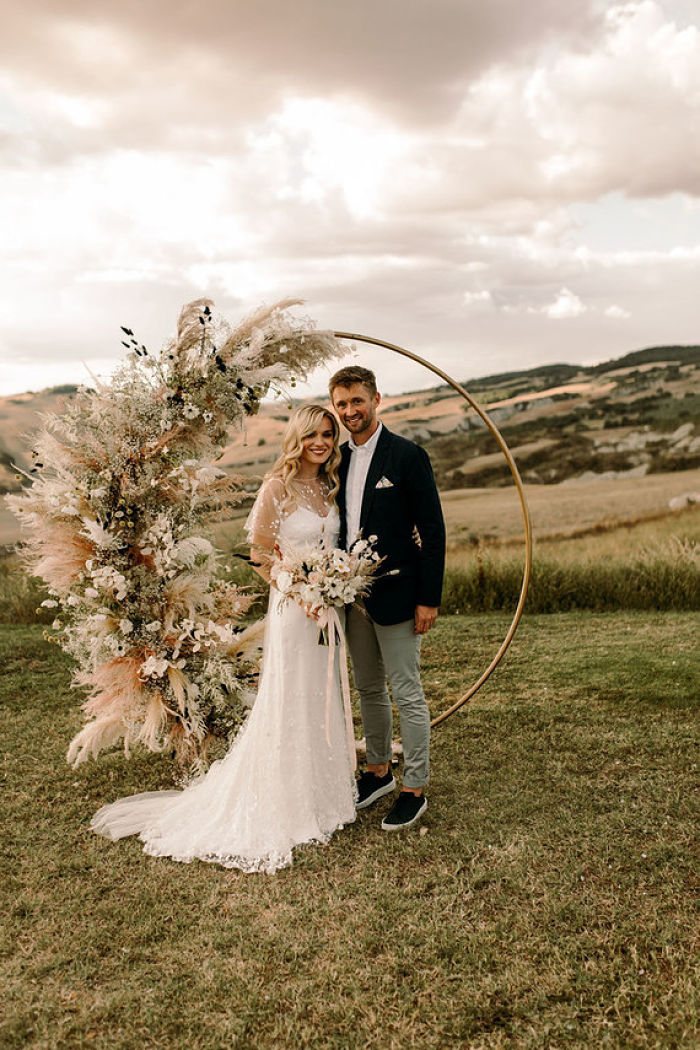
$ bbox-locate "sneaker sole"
[381,797,427,831]
[355,777,396,810]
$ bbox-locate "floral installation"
[7,298,345,776]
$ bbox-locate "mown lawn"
[1,612,698,1050]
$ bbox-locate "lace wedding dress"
[90,479,357,873]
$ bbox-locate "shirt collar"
[349,422,383,454]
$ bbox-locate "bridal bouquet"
[270,536,385,630]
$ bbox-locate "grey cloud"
[2,2,700,399]
[3,0,606,153]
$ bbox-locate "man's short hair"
[328,366,378,398]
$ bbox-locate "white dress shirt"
[345,423,383,545]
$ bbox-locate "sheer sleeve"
[245,477,286,550]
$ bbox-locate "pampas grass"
[7,298,345,777]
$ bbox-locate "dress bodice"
[277,505,340,552]
[245,478,340,555]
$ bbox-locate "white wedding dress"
[90,484,357,873]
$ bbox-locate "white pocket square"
[375,476,394,489]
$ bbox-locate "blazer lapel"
[359,426,392,532]
[337,443,351,546]
[338,444,351,510]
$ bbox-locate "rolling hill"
[1,345,698,547]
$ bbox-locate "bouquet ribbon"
[319,607,357,773]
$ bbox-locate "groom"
[330,366,446,830]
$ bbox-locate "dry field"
[441,467,700,546]
[208,467,700,554]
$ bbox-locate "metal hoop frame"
[333,331,533,727]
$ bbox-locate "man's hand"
[414,605,438,635]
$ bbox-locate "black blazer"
[338,426,446,626]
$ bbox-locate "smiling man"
[329,365,446,830]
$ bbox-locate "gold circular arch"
[333,331,533,728]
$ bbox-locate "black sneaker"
[355,769,396,810]
[381,792,427,831]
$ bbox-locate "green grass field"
[2,612,698,1050]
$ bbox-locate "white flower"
[332,550,350,572]
[84,587,99,598]
[274,570,293,594]
[52,619,62,630]
[298,584,317,605]
[183,404,200,419]
[119,619,134,634]
[40,599,59,608]
[368,535,378,543]
[140,655,169,679]
[145,620,161,633]
[66,595,80,607]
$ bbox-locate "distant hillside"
[591,345,700,374]
[1,344,698,544]
[427,345,700,489]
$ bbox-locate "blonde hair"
[267,404,341,506]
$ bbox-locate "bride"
[90,405,357,873]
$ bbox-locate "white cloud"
[463,290,493,308]
[543,289,587,319]
[0,2,699,398]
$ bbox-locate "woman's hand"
[249,542,273,583]
[299,600,321,621]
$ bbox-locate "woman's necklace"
[294,473,325,490]
[293,474,330,509]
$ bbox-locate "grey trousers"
[345,603,430,789]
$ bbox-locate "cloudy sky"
[2,0,699,398]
